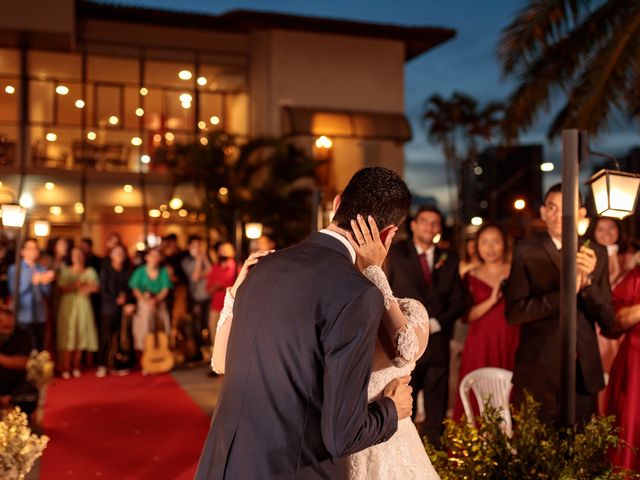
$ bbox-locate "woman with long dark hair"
[97,244,134,376]
[453,224,519,419]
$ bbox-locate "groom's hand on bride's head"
[383,375,413,420]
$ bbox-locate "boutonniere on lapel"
[435,253,448,270]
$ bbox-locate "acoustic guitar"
[107,310,136,371]
[140,306,175,374]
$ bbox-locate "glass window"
[30,126,77,169]
[199,65,246,93]
[141,87,163,131]
[94,85,122,128]
[165,90,194,131]
[0,76,18,123]
[145,60,195,89]
[29,80,54,124]
[124,86,141,130]
[57,81,83,126]
[0,125,18,167]
[0,48,20,75]
[29,51,80,81]
[199,93,223,129]
[88,55,138,84]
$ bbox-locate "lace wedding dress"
[345,293,440,480]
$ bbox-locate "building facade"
[0,0,453,252]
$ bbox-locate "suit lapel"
[540,232,562,273]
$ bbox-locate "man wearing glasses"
[504,183,615,426]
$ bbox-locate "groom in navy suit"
[195,167,414,479]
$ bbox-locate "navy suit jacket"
[195,232,398,479]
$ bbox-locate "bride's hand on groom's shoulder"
[383,375,413,420]
[346,214,398,272]
[230,250,274,298]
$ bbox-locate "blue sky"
[113,0,640,210]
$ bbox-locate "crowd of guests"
[0,231,284,388]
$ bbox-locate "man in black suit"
[386,205,468,447]
[195,167,414,479]
[504,183,615,426]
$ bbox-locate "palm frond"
[499,0,592,75]
[548,4,640,136]
[502,0,637,137]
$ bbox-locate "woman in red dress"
[589,217,635,413]
[453,224,519,419]
[606,266,640,472]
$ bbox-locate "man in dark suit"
[195,167,414,479]
[386,205,468,447]
[504,183,615,426]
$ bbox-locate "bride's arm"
[211,250,274,374]
[211,289,234,374]
[363,266,429,367]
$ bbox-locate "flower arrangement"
[26,350,54,390]
[426,393,639,479]
[0,408,49,479]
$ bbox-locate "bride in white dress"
[211,216,441,480]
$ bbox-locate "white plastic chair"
[459,367,513,435]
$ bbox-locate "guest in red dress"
[589,217,633,413]
[606,266,640,472]
[453,224,519,419]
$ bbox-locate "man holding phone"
[504,183,615,426]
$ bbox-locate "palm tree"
[422,92,503,229]
[499,0,640,139]
[171,132,318,248]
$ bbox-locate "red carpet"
[40,372,210,479]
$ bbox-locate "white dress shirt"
[320,229,356,264]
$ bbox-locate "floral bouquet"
[26,350,54,390]
[0,408,49,479]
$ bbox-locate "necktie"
[419,252,432,286]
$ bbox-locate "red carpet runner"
[40,372,210,479]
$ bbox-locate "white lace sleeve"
[362,265,397,310]
[211,288,234,372]
[392,298,429,368]
[216,288,234,334]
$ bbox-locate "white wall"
[249,29,406,189]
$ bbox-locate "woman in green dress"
[129,247,173,355]
[57,246,99,379]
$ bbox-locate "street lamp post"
[560,130,580,426]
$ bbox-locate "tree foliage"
[426,393,638,479]
[499,0,640,138]
[170,132,319,247]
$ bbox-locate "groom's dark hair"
[333,167,412,231]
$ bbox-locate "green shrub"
[426,393,638,479]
